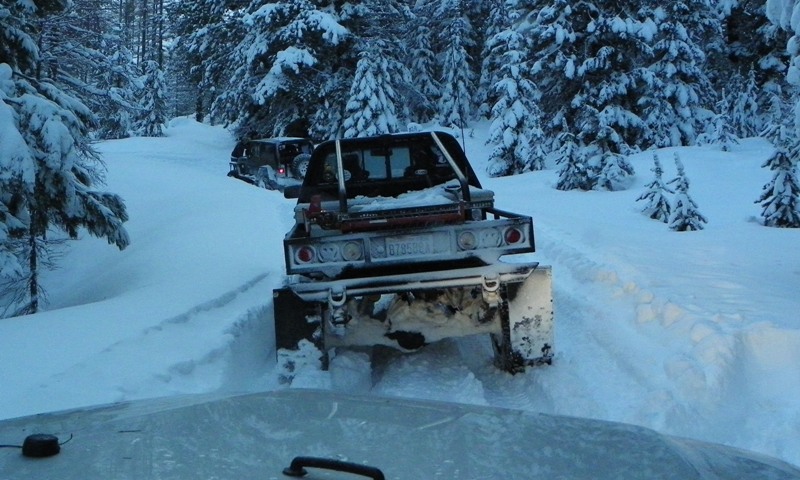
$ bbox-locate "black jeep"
[228,137,314,190]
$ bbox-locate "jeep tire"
[291,154,311,179]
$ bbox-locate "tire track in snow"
[468,221,712,431]
[473,220,800,467]
[37,273,278,408]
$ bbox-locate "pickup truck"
[274,131,553,376]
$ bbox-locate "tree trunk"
[27,227,39,314]
[157,0,164,67]
[140,0,148,64]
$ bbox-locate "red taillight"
[309,194,322,214]
[505,227,522,244]
[295,246,314,263]
[278,167,286,175]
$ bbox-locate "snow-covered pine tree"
[136,59,168,137]
[766,0,800,138]
[342,0,415,134]
[406,10,441,123]
[34,0,121,126]
[587,125,636,191]
[636,153,673,222]
[759,81,790,140]
[554,128,594,191]
[485,7,546,177]
[169,0,240,123]
[0,0,35,283]
[524,0,596,143]
[475,0,508,119]
[715,0,789,100]
[729,70,762,138]
[539,0,650,191]
[0,0,130,315]
[667,153,707,231]
[213,0,348,138]
[343,39,400,138]
[643,0,716,148]
[755,135,800,227]
[698,90,739,150]
[574,3,651,159]
[97,37,140,139]
[437,1,475,129]
[0,200,23,283]
[310,69,350,140]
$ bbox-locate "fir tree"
[343,40,400,138]
[643,0,716,147]
[98,40,140,139]
[213,0,348,138]
[525,0,598,143]
[554,126,594,191]
[35,0,128,133]
[0,199,22,282]
[406,15,440,123]
[716,0,789,97]
[729,70,761,138]
[309,68,350,140]
[485,10,545,176]
[437,3,475,129]
[476,0,508,118]
[169,0,239,122]
[581,122,636,191]
[759,83,790,140]
[0,1,130,315]
[698,90,739,151]
[137,60,168,137]
[533,1,647,191]
[637,153,673,222]
[571,2,653,160]
[755,137,800,227]
[342,0,413,130]
[668,154,707,231]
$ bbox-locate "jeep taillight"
[309,195,322,214]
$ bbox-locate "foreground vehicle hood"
[1,389,797,479]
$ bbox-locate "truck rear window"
[297,132,481,202]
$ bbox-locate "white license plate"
[386,235,434,257]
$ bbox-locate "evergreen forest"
[3,0,800,315]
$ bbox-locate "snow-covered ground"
[0,118,798,468]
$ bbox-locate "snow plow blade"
[274,262,553,374]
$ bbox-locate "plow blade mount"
[273,263,553,374]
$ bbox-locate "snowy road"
[1,119,797,469]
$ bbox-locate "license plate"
[386,235,434,257]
